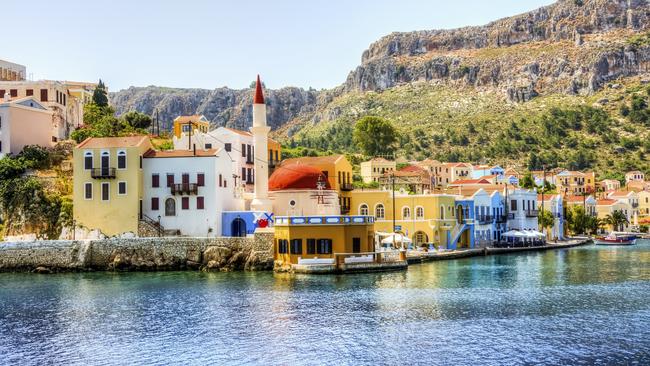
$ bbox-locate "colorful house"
[555,170,596,196]
[596,198,631,232]
[378,165,432,194]
[639,190,650,218]
[360,157,396,183]
[349,190,462,248]
[172,115,209,139]
[0,96,54,156]
[73,136,153,236]
[625,170,645,184]
[599,179,621,192]
[538,193,564,241]
[505,188,539,231]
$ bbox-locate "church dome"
[269,165,331,191]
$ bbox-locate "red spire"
[253,74,265,104]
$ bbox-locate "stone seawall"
[0,230,274,273]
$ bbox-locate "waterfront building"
[73,136,153,236]
[0,79,95,141]
[565,195,597,217]
[349,190,463,248]
[172,115,209,139]
[638,190,650,218]
[0,59,26,81]
[625,170,645,184]
[538,194,564,241]
[142,148,240,237]
[468,188,493,247]
[555,170,596,196]
[172,125,282,193]
[360,157,396,183]
[506,188,539,231]
[607,190,639,227]
[599,179,621,192]
[280,154,354,213]
[0,96,54,156]
[596,198,632,232]
[268,165,340,216]
[490,190,507,243]
[378,165,432,194]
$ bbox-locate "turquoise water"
[1,241,649,365]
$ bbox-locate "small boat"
[595,233,637,246]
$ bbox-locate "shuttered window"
[40,89,48,102]
[151,197,159,210]
[197,196,204,210]
[182,197,189,210]
[166,174,174,187]
[197,173,205,187]
[152,174,159,188]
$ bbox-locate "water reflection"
[1,241,649,365]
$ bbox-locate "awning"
[381,233,412,244]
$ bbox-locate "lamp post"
[157,215,161,237]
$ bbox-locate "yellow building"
[639,190,650,218]
[280,155,354,213]
[595,198,630,232]
[173,115,209,138]
[73,135,153,236]
[360,158,396,183]
[274,215,375,267]
[555,170,596,196]
[350,190,462,248]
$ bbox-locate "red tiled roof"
[143,148,218,158]
[597,199,617,205]
[77,135,149,149]
[450,178,491,185]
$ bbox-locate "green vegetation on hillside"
[288,80,650,176]
[71,103,151,143]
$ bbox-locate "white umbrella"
[381,233,412,244]
[503,230,525,237]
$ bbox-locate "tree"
[605,210,629,232]
[538,209,555,233]
[520,172,535,189]
[566,205,587,235]
[353,116,398,157]
[92,79,109,107]
[122,111,152,129]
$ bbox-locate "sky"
[3,0,555,91]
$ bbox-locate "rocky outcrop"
[110,85,320,131]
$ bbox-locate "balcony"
[340,183,354,191]
[477,215,493,225]
[496,213,515,223]
[632,202,639,208]
[171,183,198,195]
[90,167,116,179]
[341,206,351,215]
[526,209,539,217]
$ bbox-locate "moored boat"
[595,233,637,246]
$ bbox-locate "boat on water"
[595,232,637,246]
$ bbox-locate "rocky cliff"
[110,0,650,128]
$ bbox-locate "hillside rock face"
[110,86,320,130]
[111,0,650,127]
[345,0,650,100]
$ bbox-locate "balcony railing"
[526,209,539,217]
[632,202,639,208]
[496,213,515,222]
[340,183,354,191]
[171,183,198,195]
[90,167,116,179]
[478,215,493,224]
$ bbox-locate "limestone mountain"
[110,0,650,177]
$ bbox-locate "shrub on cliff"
[353,116,398,157]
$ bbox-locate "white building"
[506,188,539,231]
[625,170,645,184]
[0,96,54,156]
[142,148,242,237]
[538,193,564,241]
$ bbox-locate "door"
[231,218,246,237]
[101,152,109,175]
[352,237,361,253]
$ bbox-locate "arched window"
[375,204,385,219]
[402,206,411,219]
[416,206,424,219]
[117,150,127,169]
[359,204,369,216]
[165,198,176,216]
[84,151,93,170]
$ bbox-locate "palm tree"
[605,210,629,232]
[587,216,605,235]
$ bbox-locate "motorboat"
[595,232,637,246]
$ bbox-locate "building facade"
[360,158,396,183]
[506,188,539,231]
[0,97,54,156]
[0,60,26,81]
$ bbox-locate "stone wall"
[0,231,274,272]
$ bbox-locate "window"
[317,239,332,254]
[403,207,411,219]
[101,182,109,201]
[219,174,223,187]
[225,143,231,152]
[182,124,191,132]
[277,239,288,254]
[290,239,302,254]
[0,90,4,98]
[205,143,212,149]
[375,204,385,219]
[26,89,33,96]
[152,174,160,188]
[241,144,246,157]
[241,167,246,182]
[511,200,517,211]
[40,89,48,102]
[182,197,189,210]
[151,197,159,210]
[9,89,17,97]
[416,207,424,219]
[117,151,126,169]
[165,198,176,216]
[84,183,92,200]
[84,151,93,170]
[197,173,205,187]
[166,173,174,187]
[182,173,189,185]
[197,196,205,210]
[307,239,316,254]
[360,204,369,216]
[139,156,142,169]
[440,206,445,219]
[117,181,127,195]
